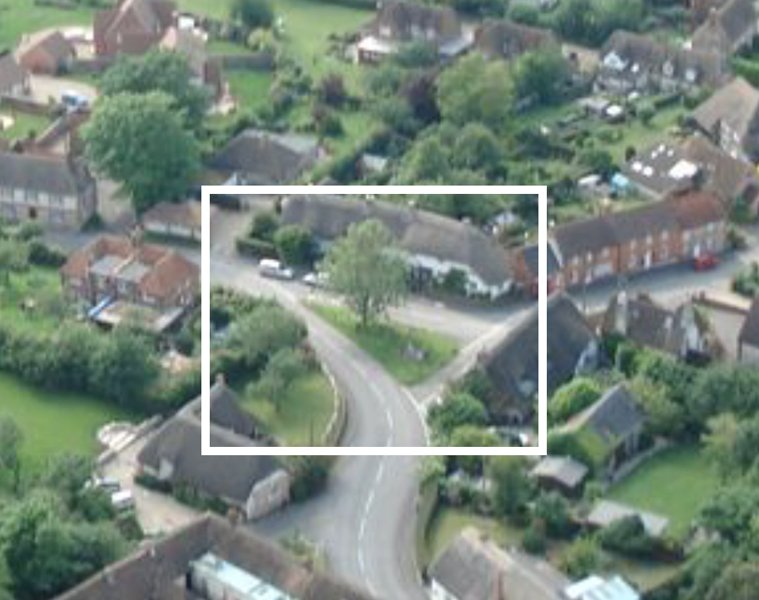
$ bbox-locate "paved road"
[211,255,428,599]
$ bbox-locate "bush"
[522,526,547,555]
[289,456,331,502]
[273,224,315,266]
[27,240,67,268]
[549,378,602,425]
[236,236,277,258]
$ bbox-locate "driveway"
[28,74,98,106]
[100,434,199,537]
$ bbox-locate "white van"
[258,258,294,280]
[111,489,135,512]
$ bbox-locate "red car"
[693,254,719,271]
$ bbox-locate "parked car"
[85,476,120,493]
[61,90,89,110]
[303,271,329,288]
[259,258,294,280]
[693,254,719,271]
[110,489,135,512]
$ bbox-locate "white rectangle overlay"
[201,185,548,457]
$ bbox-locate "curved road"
[211,256,428,600]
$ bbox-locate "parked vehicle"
[259,258,294,280]
[303,271,329,288]
[85,476,120,493]
[693,254,718,271]
[110,489,135,512]
[61,90,89,110]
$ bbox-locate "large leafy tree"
[0,417,23,493]
[100,50,210,124]
[230,0,274,30]
[83,92,200,212]
[321,219,408,327]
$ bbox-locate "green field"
[607,445,719,538]
[0,372,133,473]
[311,303,458,385]
[0,0,93,49]
[226,69,274,111]
[242,370,336,446]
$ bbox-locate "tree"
[579,149,615,180]
[0,239,29,286]
[321,220,408,327]
[451,123,503,176]
[707,562,759,600]
[83,92,200,213]
[630,376,685,439]
[702,413,739,478]
[533,492,573,539]
[690,365,759,423]
[230,0,274,30]
[317,73,347,107]
[700,484,759,545]
[249,211,279,241]
[227,305,306,370]
[99,50,210,124]
[512,49,569,106]
[560,537,601,578]
[399,134,449,182]
[273,225,315,266]
[87,328,159,407]
[39,453,93,510]
[250,348,307,411]
[489,457,529,517]
[548,378,601,425]
[401,70,440,124]
[428,392,487,437]
[436,53,513,131]
[449,426,500,476]
[0,417,23,493]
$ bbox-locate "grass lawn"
[0,110,52,141]
[0,0,93,49]
[607,445,719,539]
[241,370,336,446]
[0,267,70,335]
[0,372,134,473]
[311,303,458,386]
[226,69,274,112]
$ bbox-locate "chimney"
[615,290,629,335]
[708,6,718,27]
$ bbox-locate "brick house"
[0,151,97,229]
[94,0,175,56]
[60,234,198,310]
[552,190,726,289]
[16,31,75,75]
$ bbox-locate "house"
[602,291,712,359]
[60,235,198,330]
[690,77,759,162]
[142,200,206,241]
[356,0,472,63]
[586,499,669,537]
[94,0,176,56]
[691,0,757,57]
[530,455,589,496]
[563,384,645,475]
[565,575,641,600]
[474,19,558,61]
[0,150,97,228]
[680,136,759,212]
[596,30,726,94]
[429,528,570,600]
[16,30,75,75]
[510,242,561,297]
[0,52,30,98]
[552,190,726,288]
[138,379,290,521]
[280,195,514,299]
[621,142,701,199]
[209,129,322,184]
[738,298,759,363]
[159,25,223,99]
[478,293,599,424]
[55,513,375,600]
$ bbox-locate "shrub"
[522,526,547,555]
[549,378,602,425]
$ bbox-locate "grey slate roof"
[373,0,462,42]
[621,141,700,197]
[281,195,513,288]
[55,513,376,600]
[0,151,90,196]
[204,379,257,438]
[429,528,568,600]
[530,456,589,490]
[475,19,558,60]
[681,135,757,202]
[480,293,597,420]
[691,77,759,144]
[567,384,644,446]
[209,129,320,184]
[692,0,757,55]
